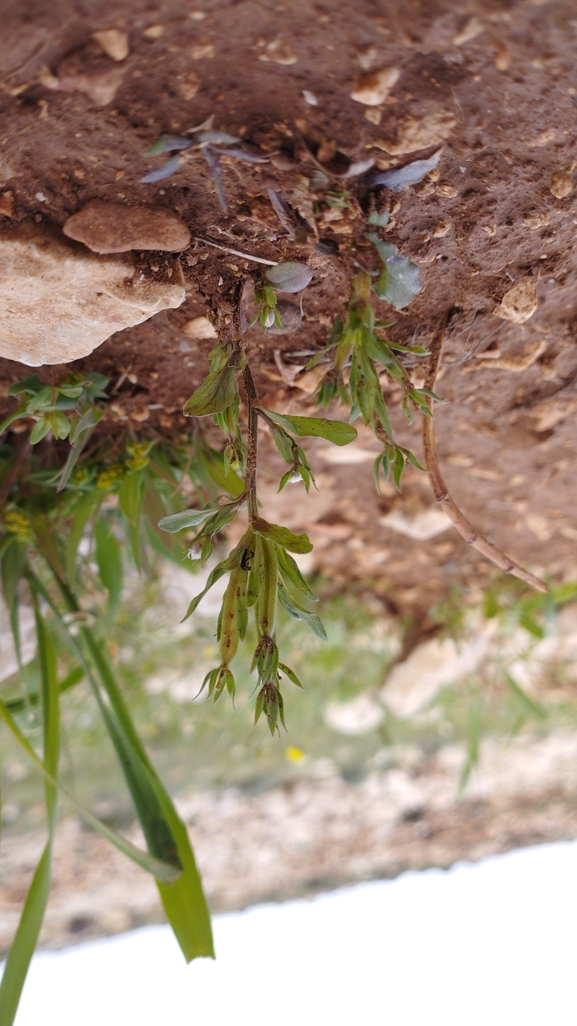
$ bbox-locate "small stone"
[432,220,451,238]
[374,110,456,155]
[302,90,318,106]
[189,9,207,19]
[63,201,190,254]
[0,192,14,218]
[129,404,150,422]
[0,223,185,365]
[523,212,549,230]
[480,225,496,235]
[258,38,297,65]
[550,172,572,199]
[177,70,201,100]
[452,16,484,46]
[143,23,166,39]
[436,183,458,198]
[351,67,399,106]
[495,44,511,71]
[56,48,125,106]
[191,39,214,59]
[182,316,217,339]
[92,29,129,62]
[494,280,538,324]
[364,107,383,125]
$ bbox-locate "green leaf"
[181,535,248,620]
[277,547,317,602]
[94,519,123,616]
[504,673,547,721]
[277,582,327,640]
[259,408,357,446]
[367,232,422,308]
[367,210,389,227]
[251,517,313,554]
[118,470,145,526]
[27,571,214,960]
[29,418,51,444]
[66,495,99,586]
[158,500,223,534]
[0,586,62,1026]
[279,662,305,689]
[8,374,44,397]
[0,842,52,1026]
[183,364,242,418]
[0,698,181,883]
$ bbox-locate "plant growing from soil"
[0,229,547,1025]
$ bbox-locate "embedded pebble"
[92,29,129,61]
[143,23,166,39]
[452,16,484,46]
[494,280,538,324]
[0,192,14,218]
[63,201,190,254]
[303,90,318,106]
[183,316,218,339]
[191,39,215,59]
[550,173,573,199]
[432,220,451,238]
[56,48,125,106]
[436,183,458,198]
[0,223,185,365]
[257,38,297,65]
[177,70,201,100]
[350,67,399,106]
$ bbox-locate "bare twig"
[192,235,277,266]
[422,318,548,593]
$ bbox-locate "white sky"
[4,840,576,1026]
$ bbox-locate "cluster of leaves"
[0,392,275,1021]
[142,123,268,211]
[309,267,439,490]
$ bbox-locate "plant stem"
[242,364,259,520]
[422,317,548,594]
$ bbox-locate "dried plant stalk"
[422,319,548,593]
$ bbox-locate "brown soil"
[1,0,576,616]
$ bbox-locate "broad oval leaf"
[183,367,239,418]
[251,517,313,554]
[282,414,357,446]
[266,261,313,294]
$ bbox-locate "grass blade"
[0,843,51,1026]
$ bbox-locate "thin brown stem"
[242,364,259,520]
[422,317,548,594]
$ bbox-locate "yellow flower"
[3,509,32,542]
[285,746,305,764]
[96,464,124,490]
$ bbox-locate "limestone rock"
[494,280,538,324]
[379,506,452,540]
[0,223,185,366]
[550,173,573,199]
[63,201,190,254]
[350,67,399,106]
[182,315,217,339]
[92,29,130,62]
[56,46,125,106]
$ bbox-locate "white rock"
[375,110,456,155]
[494,280,538,324]
[317,443,377,465]
[379,506,452,540]
[324,693,384,735]
[92,29,130,62]
[351,67,399,106]
[183,315,218,339]
[381,629,494,718]
[0,223,185,365]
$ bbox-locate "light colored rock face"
[0,223,186,366]
[63,200,191,254]
[494,280,538,323]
